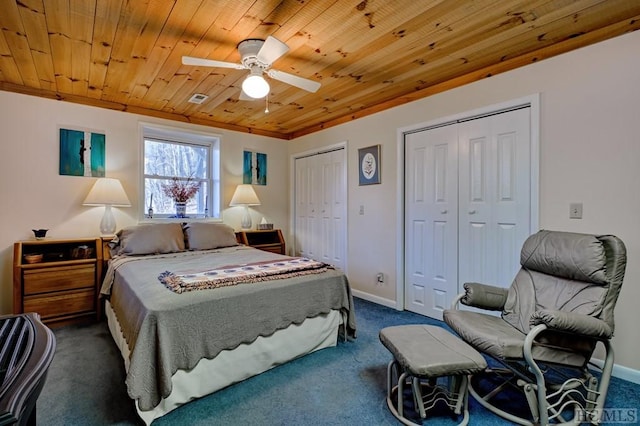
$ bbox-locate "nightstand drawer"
[24,265,95,295]
[24,289,95,319]
[255,244,284,254]
[236,229,286,255]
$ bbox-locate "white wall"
[0,93,289,314]
[288,31,640,372]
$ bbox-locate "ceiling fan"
[182,36,321,100]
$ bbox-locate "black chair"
[0,313,56,426]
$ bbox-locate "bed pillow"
[113,223,186,255]
[184,222,238,250]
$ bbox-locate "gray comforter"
[101,246,356,411]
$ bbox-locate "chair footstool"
[379,325,487,426]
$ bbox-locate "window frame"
[140,123,221,222]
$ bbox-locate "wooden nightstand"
[13,238,103,327]
[236,229,286,255]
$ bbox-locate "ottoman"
[379,325,487,426]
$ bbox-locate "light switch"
[569,203,583,219]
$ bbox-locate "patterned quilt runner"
[158,257,331,293]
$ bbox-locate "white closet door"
[458,108,531,289]
[404,125,458,320]
[404,107,532,320]
[294,149,346,271]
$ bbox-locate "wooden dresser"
[13,238,103,327]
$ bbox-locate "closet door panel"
[458,108,531,289]
[459,119,495,286]
[320,156,333,264]
[307,159,320,260]
[409,219,427,308]
[294,157,310,258]
[405,125,458,320]
[497,223,518,286]
[330,151,346,269]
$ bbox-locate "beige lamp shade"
[83,178,131,207]
[83,178,131,235]
[229,184,261,206]
[230,184,260,229]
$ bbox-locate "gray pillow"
[184,222,238,250]
[113,223,185,255]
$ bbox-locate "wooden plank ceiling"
[1,0,639,140]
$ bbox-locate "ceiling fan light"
[242,74,270,99]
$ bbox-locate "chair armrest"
[459,282,509,311]
[529,309,613,339]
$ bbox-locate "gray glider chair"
[444,230,626,425]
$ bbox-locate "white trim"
[138,120,223,143]
[529,93,540,232]
[352,290,398,310]
[395,128,406,310]
[397,94,539,135]
[590,357,640,385]
[396,94,541,311]
[290,141,347,159]
[138,121,222,222]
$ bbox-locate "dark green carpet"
[39,298,640,425]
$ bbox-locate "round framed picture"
[358,145,381,185]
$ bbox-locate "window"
[142,124,220,219]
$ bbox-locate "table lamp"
[229,184,261,229]
[83,177,131,235]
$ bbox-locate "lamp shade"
[83,178,131,207]
[83,178,131,235]
[229,184,261,206]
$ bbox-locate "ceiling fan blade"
[267,69,321,93]
[182,56,244,69]
[257,36,289,65]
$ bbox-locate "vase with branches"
[162,176,200,217]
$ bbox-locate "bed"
[100,222,356,425]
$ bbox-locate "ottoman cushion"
[379,325,487,377]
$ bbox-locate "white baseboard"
[590,357,640,385]
[352,289,399,310]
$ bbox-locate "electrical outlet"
[569,202,583,219]
[359,205,365,215]
[376,272,384,285]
